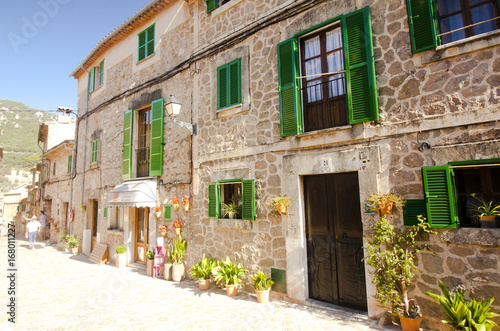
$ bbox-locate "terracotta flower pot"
[479,215,497,228]
[400,315,422,331]
[277,204,288,215]
[255,288,271,303]
[198,279,210,291]
[380,201,394,214]
[226,284,238,296]
[172,263,184,282]
[155,211,162,219]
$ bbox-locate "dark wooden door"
[134,207,149,264]
[304,172,367,310]
[91,200,98,251]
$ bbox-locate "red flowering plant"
[154,205,162,213]
[173,220,182,229]
[182,195,190,206]
[172,197,180,205]
[159,224,168,234]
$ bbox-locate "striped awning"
[108,180,157,208]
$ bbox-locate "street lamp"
[165,95,197,135]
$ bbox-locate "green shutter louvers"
[206,0,218,13]
[122,110,133,180]
[67,155,72,174]
[403,199,426,226]
[88,67,95,93]
[164,204,172,221]
[241,180,255,220]
[149,98,164,177]
[208,183,220,218]
[217,58,241,110]
[98,60,104,87]
[342,6,378,124]
[138,24,155,61]
[91,140,98,164]
[422,166,459,228]
[103,206,108,220]
[406,0,438,53]
[277,38,302,137]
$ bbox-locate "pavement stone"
[0,233,393,330]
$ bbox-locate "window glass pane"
[304,36,320,59]
[326,28,342,52]
[471,3,497,35]
[440,14,465,43]
[306,79,323,102]
[437,0,461,15]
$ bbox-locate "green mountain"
[0,100,56,194]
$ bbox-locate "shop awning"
[108,180,157,208]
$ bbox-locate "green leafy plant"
[58,230,68,243]
[469,194,500,219]
[171,234,187,265]
[368,192,405,212]
[116,245,126,255]
[363,215,435,318]
[267,196,292,214]
[214,256,247,286]
[222,203,240,218]
[426,280,499,331]
[250,271,274,291]
[189,254,217,280]
[146,250,154,260]
[66,235,81,248]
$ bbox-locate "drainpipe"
[63,143,75,234]
[80,64,90,226]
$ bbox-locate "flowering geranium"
[182,195,190,205]
[173,220,182,229]
[172,197,179,204]
[154,205,162,213]
[159,224,168,233]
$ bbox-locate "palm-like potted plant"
[171,234,187,282]
[364,215,435,331]
[368,192,405,214]
[214,256,247,296]
[223,203,240,219]
[267,196,292,215]
[115,245,127,269]
[468,193,500,228]
[189,254,217,290]
[250,271,274,303]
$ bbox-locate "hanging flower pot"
[182,195,190,212]
[277,204,288,215]
[172,197,180,211]
[380,201,394,214]
[267,196,292,215]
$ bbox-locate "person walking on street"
[39,211,47,240]
[25,215,41,249]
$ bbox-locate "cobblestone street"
[0,233,387,330]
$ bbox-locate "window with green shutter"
[91,139,99,164]
[217,58,241,110]
[277,6,378,137]
[103,206,108,220]
[88,67,95,94]
[406,0,500,53]
[208,179,256,220]
[403,199,426,226]
[206,0,233,13]
[52,162,56,176]
[88,60,105,92]
[67,154,72,174]
[98,60,104,87]
[164,204,173,221]
[122,110,133,179]
[138,24,155,62]
[149,98,164,177]
[422,166,459,228]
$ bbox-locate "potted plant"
[364,215,435,331]
[250,270,274,303]
[66,234,81,254]
[172,197,180,211]
[267,196,292,215]
[159,224,168,238]
[79,204,86,212]
[189,254,217,290]
[222,203,240,219]
[164,245,172,281]
[116,244,127,269]
[173,220,182,235]
[426,280,499,331]
[146,250,154,276]
[58,231,68,251]
[468,193,500,228]
[368,192,405,214]
[214,256,247,296]
[182,195,190,211]
[171,234,187,282]
[154,205,162,219]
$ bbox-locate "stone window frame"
[211,46,250,118]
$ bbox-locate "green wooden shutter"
[342,6,378,125]
[99,60,104,86]
[206,0,218,13]
[67,155,72,174]
[149,98,164,177]
[53,162,56,176]
[91,140,98,163]
[88,67,95,93]
[403,199,426,226]
[122,110,133,179]
[164,204,172,221]
[146,24,155,57]
[277,38,302,137]
[229,58,241,106]
[217,65,228,109]
[422,166,459,228]
[138,30,146,61]
[406,0,438,53]
[208,183,220,218]
[103,206,108,220]
[241,180,255,220]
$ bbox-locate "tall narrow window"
[67,154,72,174]
[138,24,155,62]
[217,58,241,110]
[91,140,99,164]
[137,109,151,177]
[98,60,104,87]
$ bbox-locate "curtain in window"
[326,28,345,97]
[304,36,322,102]
[471,3,497,35]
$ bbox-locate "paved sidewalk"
[0,233,389,331]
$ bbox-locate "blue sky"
[0,0,151,112]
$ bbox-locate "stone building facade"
[70,0,499,328]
